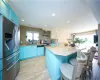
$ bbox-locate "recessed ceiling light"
[52,13,56,16]
[66,21,70,23]
[45,25,47,26]
[21,19,24,21]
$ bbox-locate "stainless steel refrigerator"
[0,15,20,80]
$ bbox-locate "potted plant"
[73,38,87,47]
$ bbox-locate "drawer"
[2,61,20,80]
[3,51,20,70]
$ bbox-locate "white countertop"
[46,44,78,56]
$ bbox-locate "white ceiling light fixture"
[66,21,70,23]
[21,19,24,21]
[52,13,56,16]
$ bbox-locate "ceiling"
[84,0,100,24]
[8,0,98,30]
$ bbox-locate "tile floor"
[16,56,100,80]
[15,56,51,80]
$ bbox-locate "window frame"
[26,31,39,41]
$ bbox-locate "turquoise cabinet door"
[20,47,24,60]
[37,47,44,56]
[46,49,69,80]
[0,1,10,19]
[0,0,19,26]
[10,9,19,26]
[20,46,38,60]
[23,46,37,59]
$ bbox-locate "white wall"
[51,24,98,43]
[51,27,71,42]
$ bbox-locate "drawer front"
[2,61,20,80]
[3,51,20,70]
[10,9,19,26]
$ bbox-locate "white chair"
[60,59,86,80]
[70,50,87,66]
[69,50,81,66]
[87,47,97,69]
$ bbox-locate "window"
[26,31,39,41]
[74,31,96,49]
[34,33,39,40]
[27,32,33,41]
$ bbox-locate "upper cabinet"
[43,31,51,36]
[0,1,10,19]
[0,0,19,26]
[10,8,19,25]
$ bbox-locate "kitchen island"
[46,45,77,80]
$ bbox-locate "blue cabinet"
[0,0,19,26]
[20,47,24,60]
[37,47,44,56]
[10,9,19,26]
[24,46,37,59]
[20,46,37,60]
[20,46,44,60]
[46,48,77,80]
[0,1,10,19]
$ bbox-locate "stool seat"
[60,63,74,80]
[70,58,77,66]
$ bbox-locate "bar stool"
[87,47,97,70]
[69,50,87,66]
[60,59,86,80]
[69,50,81,66]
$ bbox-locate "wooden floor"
[16,56,100,80]
[15,56,51,80]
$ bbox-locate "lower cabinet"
[37,47,44,56]
[24,46,37,59]
[20,47,24,60]
[20,46,44,60]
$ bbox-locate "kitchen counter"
[46,44,77,80]
[46,44,77,56]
